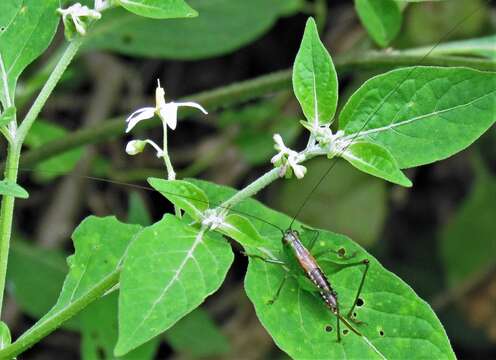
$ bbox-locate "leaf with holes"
[0,0,59,105]
[293,17,338,126]
[191,179,455,359]
[119,0,198,19]
[339,67,496,168]
[115,214,233,356]
[14,217,142,344]
[148,178,209,221]
[341,141,412,187]
[354,0,402,47]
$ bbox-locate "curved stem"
[0,271,119,359]
[16,37,84,145]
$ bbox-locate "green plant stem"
[9,52,495,173]
[0,271,119,359]
[0,143,20,318]
[161,122,180,217]
[16,37,84,145]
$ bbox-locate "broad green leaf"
[0,322,10,350]
[81,292,159,360]
[0,106,15,127]
[116,215,234,355]
[191,179,455,359]
[0,0,22,31]
[342,141,412,187]
[17,217,142,342]
[293,17,338,126]
[118,0,198,19]
[355,0,402,47]
[273,0,304,16]
[165,308,230,357]
[0,180,28,199]
[0,0,59,105]
[339,67,496,169]
[219,214,267,248]
[440,166,496,287]
[86,0,286,59]
[276,159,387,247]
[404,35,496,60]
[148,178,209,221]
[127,192,152,226]
[24,120,84,182]
[7,241,80,331]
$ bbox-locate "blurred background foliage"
[0,0,495,358]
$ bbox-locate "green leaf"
[405,35,496,60]
[118,0,198,19]
[293,17,338,125]
[18,217,142,342]
[148,178,209,221]
[81,292,159,360]
[0,179,28,199]
[275,159,387,247]
[116,215,234,356]
[342,141,412,187]
[7,241,80,331]
[0,106,15,127]
[355,0,402,47]
[127,192,152,226]
[24,120,84,182]
[339,67,496,168]
[191,179,455,359]
[0,0,59,105]
[165,308,230,357]
[0,322,10,350]
[440,166,496,287]
[86,0,286,60]
[0,0,22,31]
[219,214,267,248]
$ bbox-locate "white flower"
[94,0,110,11]
[126,81,208,133]
[58,3,101,36]
[125,139,164,158]
[270,134,306,179]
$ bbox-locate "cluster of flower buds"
[57,3,102,38]
[271,134,307,179]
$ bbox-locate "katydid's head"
[282,229,299,245]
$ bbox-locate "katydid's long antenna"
[14,167,285,233]
[288,2,488,229]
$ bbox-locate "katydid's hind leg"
[242,252,285,265]
[335,304,342,342]
[301,225,320,251]
[267,274,288,305]
[345,259,370,321]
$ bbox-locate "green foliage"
[165,308,230,357]
[440,162,496,286]
[87,0,290,60]
[342,141,412,187]
[276,159,387,247]
[19,217,142,341]
[355,0,402,47]
[118,0,198,19]
[293,18,338,126]
[127,192,152,226]
[191,179,455,359]
[0,179,28,198]
[406,35,496,60]
[81,292,159,360]
[0,0,59,105]
[116,215,234,355]
[148,178,209,221]
[339,67,496,168]
[0,0,21,30]
[0,321,10,350]
[24,120,84,182]
[0,107,15,128]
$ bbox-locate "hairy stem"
[0,271,119,358]
[0,144,21,317]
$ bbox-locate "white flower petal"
[159,103,178,130]
[292,164,307,179]
[125,107,155,133]
[273,133,285,150]
[270,152,283,165]
[175,101,208,115]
